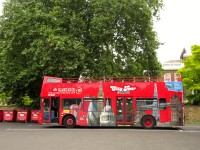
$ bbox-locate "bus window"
[159,98,167,110]
[62,98,81,110]
[83,98,104,112]
[136,98,158,110]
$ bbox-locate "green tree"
[0,0,163,106]
[22,95,33,109]
[0,92,10,105]
[178,45,200,105]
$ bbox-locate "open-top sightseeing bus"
[38,76,184,129]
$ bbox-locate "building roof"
[162,59,184,71]
[164,60,182,63]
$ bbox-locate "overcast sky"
[155,0,200,63]
[1,0,200,63]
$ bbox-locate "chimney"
[180,48,186,60]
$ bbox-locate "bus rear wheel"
[141,115,156,129]
[63,116,76,128]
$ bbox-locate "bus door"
[116,97,134,125]
[50,97,60,123]
[43,98,51,123]
[42,97,60,123]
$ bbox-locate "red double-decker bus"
[38,76,184,129]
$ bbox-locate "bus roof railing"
[45,76,166,83]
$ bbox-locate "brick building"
[161,48,191,101]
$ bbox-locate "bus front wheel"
[63,116,76,128]
[141,115,156,129]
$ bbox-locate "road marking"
[130,129,179,132]
[6,128,180,132]
[179,130,200,133]
[27,124,43,126]
[7,128,67,131]
[6,128,200,133]
[183,126,200,128]
[176,125,200,128]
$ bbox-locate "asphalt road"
[0,122,200,150]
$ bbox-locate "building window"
[174,73,181,82]
[164,73,171,82]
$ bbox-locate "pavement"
[0,122,200,150]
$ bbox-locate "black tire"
[141,115,156,129]
[63,116,76,128]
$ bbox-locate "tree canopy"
[178,45,200,105]
[0,0,163,107]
